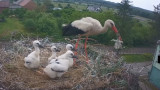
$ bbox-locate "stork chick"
[48,46,60,63]
[24,40,43,69]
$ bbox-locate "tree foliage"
[153,3,160,40]
[23,11,60,39]
[42,0,54,12]
[117,0,133,46]
[118,0,132,19]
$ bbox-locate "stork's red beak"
[112,26,118,33]
[112,26,122,41]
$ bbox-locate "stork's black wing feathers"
[62,24,85,36]
[51,68,65,72]
[25,61,31,64]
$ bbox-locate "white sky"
[105,0,159,11]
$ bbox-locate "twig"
[65,38,97,43]
[126,64,131,72]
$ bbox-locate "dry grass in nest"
[0,39,139,90]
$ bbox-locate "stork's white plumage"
[62,17,122,63]
[48,46,60,63]
[66,44,76,51]
[44,51,77,78]
[43,61,68,78]
[58,50,77,68]
[57,44,75,59]
[49,50,77,68]
[56,44,76,67]
[49,58,58,64]
[24,40,43,69]
[63,17,121,37]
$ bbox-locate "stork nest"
[0,38,139,90]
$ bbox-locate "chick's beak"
[38,44,44,48]
[72,48,77,51]
[72,55,78,59]
[56,49,61,52]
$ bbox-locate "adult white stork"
[62,17,122,63]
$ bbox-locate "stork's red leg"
[74,35,81,65]
[74,35,81,55]
[84,36,89,64]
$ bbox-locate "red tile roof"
[0,0,10,7]
[19,0,31,6]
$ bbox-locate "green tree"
[36,13,57,35]
[13,8,27,19]
[1,9,10,17]
[131,21,155,46]
[43,0,54,12]
[24,19,36,30]
[117,0,133,46]
[24,11,60,39]
[35,0,41,6]
[0,14,5,22]
[65,4,72,9]
[153,3,160,39]
[58,4,63,8]
[118,0,132,20]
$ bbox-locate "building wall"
[9,4,21,10]
[0,7,8,13]
[0,0,10,13]
[23,0,36,10]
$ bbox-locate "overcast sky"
[105,0,159,11]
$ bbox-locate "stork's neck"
[51,51,56,57]
[34,46,40,54]
[99,22,109,34]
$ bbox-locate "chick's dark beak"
[71,48,77,51]
[72,55,78,59]
[38,44,44,48]
[56,48,61,52]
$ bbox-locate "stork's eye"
[71,53,73,56]
[110,23,114,26]
[54,48,57,50]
